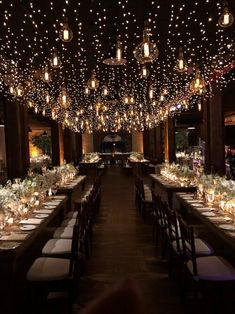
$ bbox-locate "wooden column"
[64,128,73,163]
[201,98,211,173]
[164,117,175,163]
[4,99,29,179]
[155,123,164,163]
[209,85,225,175]
[143,130,150,157]
[75,132,82,163]
[132,130,143,153]
[51,121,64,166]
[148,128,155,160]
[82,132,94,154]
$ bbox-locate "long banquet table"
[56,175,86,210]
[175,192,235,262]
[0,194,68,313]
[150,174,197,207]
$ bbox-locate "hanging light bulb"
[84,86,90,95]
[27,100,34,108]
[152,99,157,106]
[59,17,73,42]
[198,100,202,111]
[57,87,71,109]
[129,95,135,105]
[102,85,109,96]
[16,85,23,97]
[133,21,159,63]
[218,1,234,28]
[87,71,99,90]
[95,97,102,113]
[182,98,189,109]
[51,50,61,68]
[149,86,154,99]
[9,85,15,95]
[123,94,129,105]
[141,65,149,78]
[163,88,168,95]
[189,69,206,94]
[160,94,165,102]
[103,35,127,65]
[42,66,51,82]
[175,47,187,73]
[45,92,50,104]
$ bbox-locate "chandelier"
[218,1,234,28]
[59,17,73,42]
[189,69,206,94]
[123,94,135,105]
[141,65,149,78]
[57,88,71,109]
[102,85,109,96]
[42,66,51,82]
[133,22,159,63]
[103,36,127,66]
[149,85,155,99]
[175,47,187,73]
[51,50,61,68]
[45,91,50,104]
[87,71,99,90]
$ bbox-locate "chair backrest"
[152,193,162,221]
[166,208,181,251]
[69,218,80,276]
[178,215,197,276]
[158,200,168,229]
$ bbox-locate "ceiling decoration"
[0,0,234,133]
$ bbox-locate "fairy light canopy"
[0,0,234,133]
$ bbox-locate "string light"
[0,1,234,132]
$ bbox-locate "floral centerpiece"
[160,162,197,187]
[82,152,100,163]
[0,163,77,230]
[129,152,148,162]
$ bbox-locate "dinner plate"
[201,211,216,217]
[197,207,215,211]
[52,196,65,200]
[208,216,231,223]
[219,224,235,231]
[34,209,53,214]
[35,213,49,218]
[190,203,203,207]
[20,225,36,231]
[19,218,42,225]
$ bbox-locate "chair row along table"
[0,175,86,314]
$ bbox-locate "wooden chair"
[26,223,80,313]
[166,208,213,279]
[178,216,235,306]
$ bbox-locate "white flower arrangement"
[0,163,77,229]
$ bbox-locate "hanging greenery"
[31,134,51,155]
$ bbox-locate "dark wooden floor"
[73,167,196,314]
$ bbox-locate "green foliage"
[32,134,51,155]
[175,129,188,151]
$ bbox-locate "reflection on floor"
[72,167,194,314]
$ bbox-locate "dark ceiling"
[0,0,234,131]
